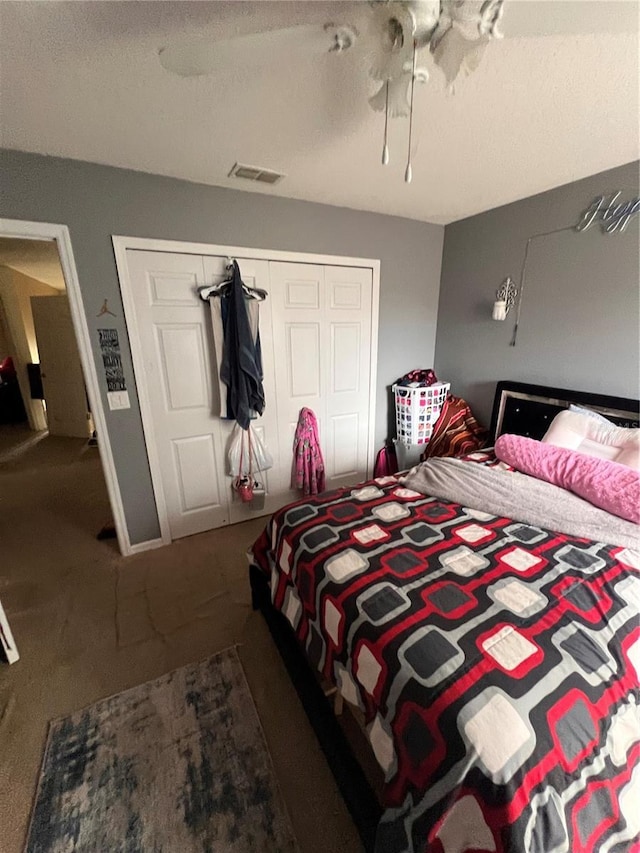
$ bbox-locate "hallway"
[0,424,47,461]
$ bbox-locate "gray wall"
[434,161,640,427]
[1,149,444,544]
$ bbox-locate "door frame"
[112,235,381,548]
[0,218,129,555]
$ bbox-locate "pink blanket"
[495,434,640,524]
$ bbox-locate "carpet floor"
[0,430,365,852]
[26,648,298,853]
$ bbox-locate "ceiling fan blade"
[159,23,342,78]
[501,0,638,38]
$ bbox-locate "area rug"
[25,647,298,852]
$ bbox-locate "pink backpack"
[374,444,398,477]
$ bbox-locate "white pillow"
[568,404,612,425]
[542,409,640,470]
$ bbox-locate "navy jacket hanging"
[219,261,265,429]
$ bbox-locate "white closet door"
[125,250,375,543]
[324,265,373,489]
[269,262,324,503]
[269,261,373,494]
[201,256,283,525]
[126,250,231,539]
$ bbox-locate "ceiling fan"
[158,1,637,183]
[160,2,504,108]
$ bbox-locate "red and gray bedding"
[250,457,640,853]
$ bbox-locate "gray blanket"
[400,457,640,550]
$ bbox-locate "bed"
[249,382,640,853]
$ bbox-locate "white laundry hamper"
[393,382,450,446]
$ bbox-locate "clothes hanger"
[198,259,268,302]
[227,259,268,301]
[243,284,268,301]
[198,280,268,302]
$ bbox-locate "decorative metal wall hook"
[492,277,517,321]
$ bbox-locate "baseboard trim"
[127,537,166,556]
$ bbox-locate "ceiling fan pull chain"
[382,80,390,165]
[405,39,417,184]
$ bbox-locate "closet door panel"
[330,412,360,478]
[287,323,321,398]
[202,257,283,525]
[173,434,221,512]
[150,272,201,305]
[331,322,360,394]
[126,250,229,539]
[157,323,209,411]
[270,261,373,495]
[285,279,320,309]
[324,265,373,489]
[269,262,325,501]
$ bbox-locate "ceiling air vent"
[228,162,284,185]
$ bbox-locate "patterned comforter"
[250,465,640,853]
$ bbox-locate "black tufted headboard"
[489,381,640,442]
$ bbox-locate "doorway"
[0,236,107,535]
[0,237,92,445]
[0,224,128,562]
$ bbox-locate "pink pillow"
[495,433,640,524]
[542,410,640,470]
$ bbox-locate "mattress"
[250,458,640,853]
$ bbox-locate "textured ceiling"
[0,239,66,291]
[0,1,638,224]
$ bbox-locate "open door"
[31,295,89,438]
